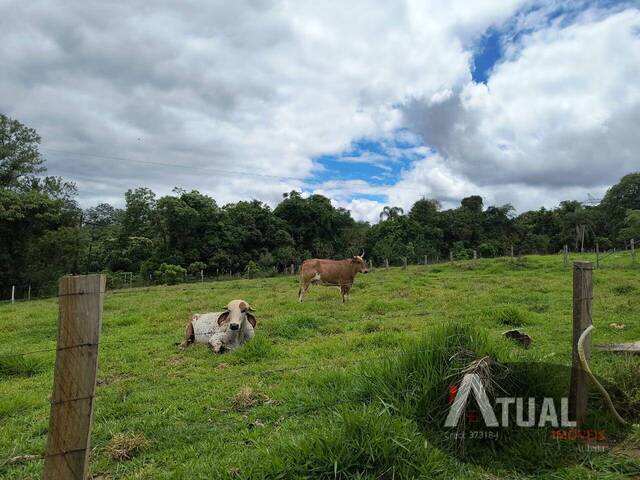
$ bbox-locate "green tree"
[601,173,640,241]
[0,114,45,189]
[275,192,356,259]
[154,263,187,285]
[619,210,640,241]
[379,205,404,221]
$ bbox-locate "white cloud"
[397,6,640,214]
[0,0,526,210]
[1,1,637,222]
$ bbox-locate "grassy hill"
[1,253,639,479]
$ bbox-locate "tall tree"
[601,173,640,241]
[379,206,404,221]
[0,114,45,189]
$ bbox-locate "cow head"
[218,299,257,331]
[351,250,368,274]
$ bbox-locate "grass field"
[1,253,639,479]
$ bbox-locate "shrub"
[187,261,207,275]
[154,263,187,285]
[244,260,260,275]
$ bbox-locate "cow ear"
[246,312,257,328]
[217,311,230,326]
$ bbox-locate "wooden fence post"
[632,239,636,264]
[402,257,407,269]
[595,242,600,269]
[28,284,31,301]
[564,245,568,268]
[424,255,428,266]
[473,250,477,260]
[43,274,106,480]
[11,285,15,304]
[449,251,453,262]
[568,262,592,425]
[385,258,389,269]
[200,269,204,283]
[510,245,514,260]
[369,259,373,271]
[290,264,294,275]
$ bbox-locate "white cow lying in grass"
[179,299,256,353]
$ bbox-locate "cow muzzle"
[229,323,240,331]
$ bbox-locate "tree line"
[2,114,639,298]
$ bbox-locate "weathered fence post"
[510,245,514,260]
[385,258,389,269]
[11,285,15,304]
[369,259,373,271]
[473,250,477,261]
[28,284,31,301]
[200,269,204,283]
[595,242,600,269]
[568,262,592,425]
[290,264,294,275]
[43,274,106,480]
[449,251,453,262]
[632,239,636,264]
[563,245,569,268]
[424,255,428,266]
[402,257,407,269]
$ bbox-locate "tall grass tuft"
[356,322,508,430]
[237,405,456,479]
[227,336,275,364]
[0,354,47,379]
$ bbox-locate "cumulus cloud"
[1,1,638,222]
[0,0,526,209]
[397,7,640,216]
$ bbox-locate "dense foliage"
[1,114,639,297]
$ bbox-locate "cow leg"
[298,281,310,302]
[178,322,195,350]
[340,285,348,303]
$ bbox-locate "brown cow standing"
[298,252,368,303]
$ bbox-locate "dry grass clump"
[232,386,271,411]
[104,433,149,461]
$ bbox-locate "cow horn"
[360,249,365,257]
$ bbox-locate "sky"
[1,0,639,223]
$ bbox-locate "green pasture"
[1,253,639,479]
